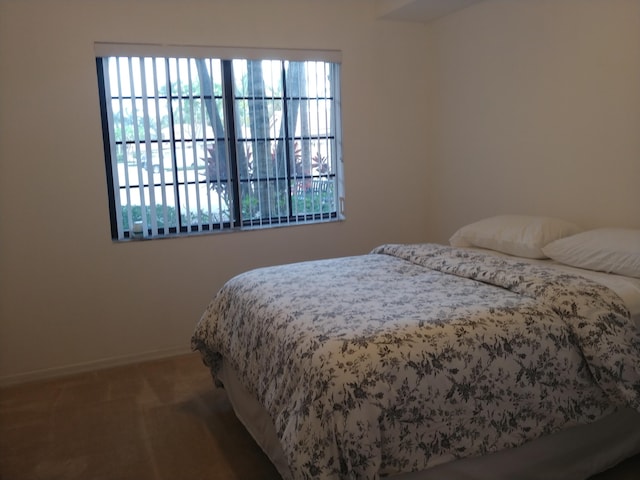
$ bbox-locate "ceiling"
[377,0,486,23]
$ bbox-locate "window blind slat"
[151,58,170,234]
[139,58,158,238]
[128,58,147,238]
[198,61,214,231]
[185,60,202,232]
[173,59,191,229]
[116,58,134,238]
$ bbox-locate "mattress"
[193,244,640,479]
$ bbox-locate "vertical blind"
[96,43,343,240]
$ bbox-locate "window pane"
[98,52,341,240]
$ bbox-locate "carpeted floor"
[0,353,638,480]
[0,353,280,480]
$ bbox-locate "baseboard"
[0,346,194,387]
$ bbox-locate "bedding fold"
[373,244,640,411]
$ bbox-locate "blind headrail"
[94,42,342,64]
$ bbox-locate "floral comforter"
[191,244,640,480]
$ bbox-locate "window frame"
[95,43,344,241]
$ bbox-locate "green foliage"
[122,204,229,232]
[122,205,179,230]
[291,182,335,215]
[122,182,333,235]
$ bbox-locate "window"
[96,44,343,240]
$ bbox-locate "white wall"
[0,0,430,383]
[2,0,638,383]
[425,0,640,243]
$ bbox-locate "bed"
[191,216,640,480]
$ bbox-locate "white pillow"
[542,228,640,278]
[449,214,582,259]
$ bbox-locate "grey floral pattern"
[191,244,640,480]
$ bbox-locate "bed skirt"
[218,361,640,480]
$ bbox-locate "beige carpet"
[0,353,638,480]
